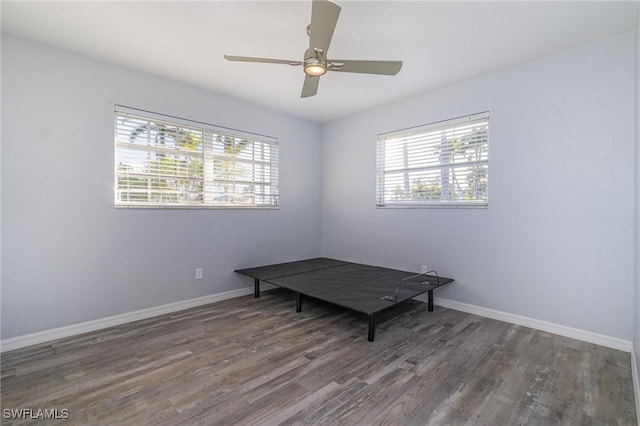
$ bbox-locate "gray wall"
[321,33,636,340]
[2,31,637,346]
[634,11,640,381]
[1,34,323,339]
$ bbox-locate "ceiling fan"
[224,0,403,98]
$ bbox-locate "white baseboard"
[417,296,633,352]
[0,287,253,353]
[2,288,633,355]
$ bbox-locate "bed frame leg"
[428,290,434,311]
[296,293,303,312]
[254,278,261,298]
[368,315,376,342]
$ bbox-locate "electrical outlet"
[195,268,204,280]
[421,265,429,274]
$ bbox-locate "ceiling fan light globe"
[305,64,326,76]
[304,56,327,76]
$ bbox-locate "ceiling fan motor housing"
[304,48,327,76]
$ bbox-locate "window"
[114,106,279,208]
[376,112,489,208]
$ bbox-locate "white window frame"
[114,106,279,209]
[376,112,489,208]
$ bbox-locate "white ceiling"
[2,1,638,123]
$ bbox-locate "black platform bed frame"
[235,258,453,342]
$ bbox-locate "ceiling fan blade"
[224,55,302,66]
[328,60,403,75]
[309,0,341,55]
[301,75,320,98]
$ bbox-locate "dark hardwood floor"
[1,289,636,425]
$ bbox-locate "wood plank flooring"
[1,289,636,425]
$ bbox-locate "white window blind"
[377,112,489,208]
[114,107,279,208]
